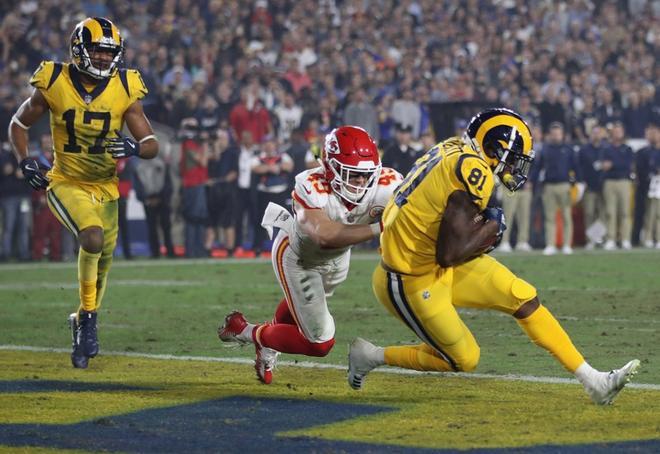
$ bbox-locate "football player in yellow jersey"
[8,17,159,369]
[347,108,640,405]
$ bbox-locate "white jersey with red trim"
[289,166,402,265]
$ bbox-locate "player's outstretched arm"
[8,89,49,162]
[297,206,380,249]
[117,101,159,159]
[436,190,498,267]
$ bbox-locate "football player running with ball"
[8,18,159,369]
[347,108,640,405]
[219,126,402,384]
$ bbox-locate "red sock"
[256,324,334,357]
[273,298,295,325]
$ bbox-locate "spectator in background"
[623,91,652,139]
[578,124,607,249]
[286,127,312,179]
[31,134,61,261]
[116,158,134,260]
[530,122,581,255]
[0,144,31,261]
[500,124,540,253]
[595,87,622,126]
[229,83,272,144]
[381,123,423,176]
[602,121,634,250]
[250,135,293,256]
[206,129,239,256]
[390,87,421,139]
[134,153,175,259]
[179,118,209,258]
[642,122,660,248]
[236,130,258,254]
[634,121,659,244]
[343,87,379,142]
[274,91,303,143]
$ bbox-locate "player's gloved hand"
[105,130,139,159]
[483,206,506,252]
[19,158,50,190]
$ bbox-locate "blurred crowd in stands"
[0,0,658,260]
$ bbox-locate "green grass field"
[0,250,659,452]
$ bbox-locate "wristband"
[370,221,383,236]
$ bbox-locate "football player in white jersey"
[218,126,402,384]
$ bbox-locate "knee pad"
[511,278,537,305]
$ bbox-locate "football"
[473,212,499,251]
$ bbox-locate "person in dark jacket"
[635,122,660,246]
[578,124,607,248]
[642,123,660,248]
[601,121,634,250]
[530,122,582,255]
[381,123,423,175]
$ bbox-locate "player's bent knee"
[306,338,335,357]
[456,347,480,372]
[79,227,104,254]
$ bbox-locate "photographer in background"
[178,117,209,258]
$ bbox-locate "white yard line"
[1,344,658,391]
[0,280,200,290]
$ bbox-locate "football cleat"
[583,359,641,405]
[347,337,382,390]
[68,313,88,369]
[78,310,99,358]
[255,344,279,384]
[217,311,250,344]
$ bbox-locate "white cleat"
[603,240,617,251]
[562,245,573,255]
[347,337,383,390]
[516,242,532,252]
[498,242,512,253]
[583,359,641,405]
[543,245,558,256]
[255,345,279,385]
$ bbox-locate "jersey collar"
[69,65,110,104]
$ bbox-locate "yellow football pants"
[47,181,118,312]
[373,254,537,372]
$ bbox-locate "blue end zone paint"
[0,380,155,393]
[0,395,436,453]
[0,381,657,453]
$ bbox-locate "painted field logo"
[0,381,441,453]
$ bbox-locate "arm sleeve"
[127,69,149,104]
[455,155,494,212]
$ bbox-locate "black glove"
[105,130,139,159]
[19,158,50,190]
[483,207,507,252]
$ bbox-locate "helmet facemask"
[327,158,381,205]
[483,131,535,192]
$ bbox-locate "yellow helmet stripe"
[111,24,120,44]
[474,114,533,155]
[83,19,104,42]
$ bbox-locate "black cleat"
[78,310,99,357]
[69,313,88,369]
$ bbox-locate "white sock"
[240,323,256,343]
[373,346,385,365]
[574,361,599,384]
